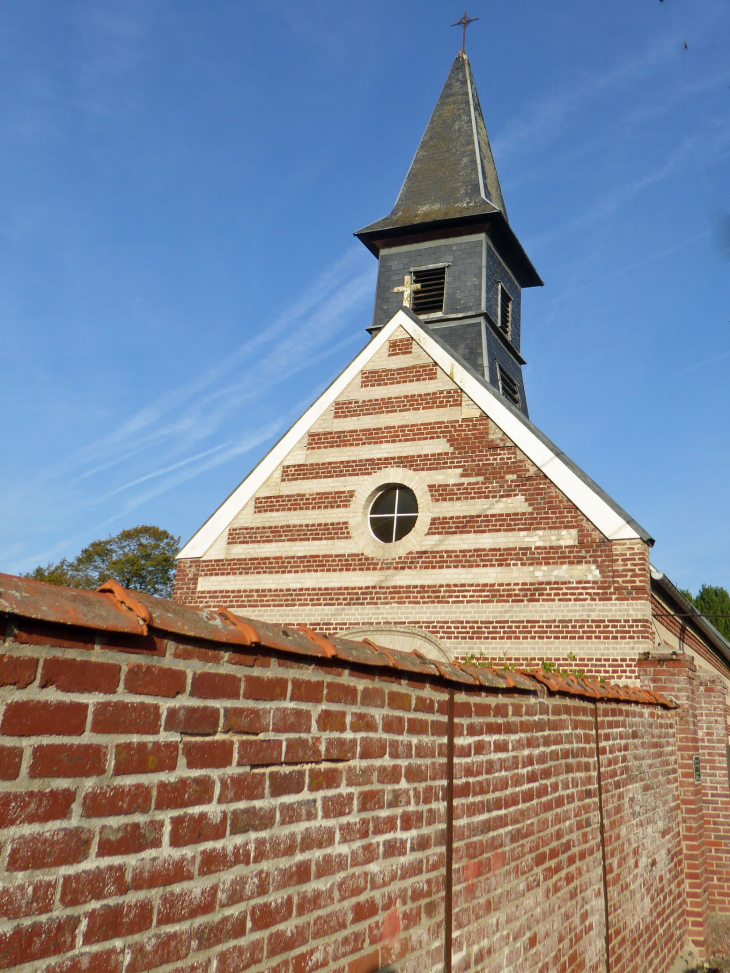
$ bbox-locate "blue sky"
[1,0,729,594]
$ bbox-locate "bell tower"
[355,52,542,416]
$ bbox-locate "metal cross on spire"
[451,9,479,55]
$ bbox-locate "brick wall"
[0,585,700,973]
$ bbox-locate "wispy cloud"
[667,349,730,380]
[8,246,375,571]
[492,34,682,164]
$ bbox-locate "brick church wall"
[176,327,655,681]
[0,584,702,973]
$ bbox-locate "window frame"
[497,282,512,340]
[496,361,521,408]
[409,262,449,317]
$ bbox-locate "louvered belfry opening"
[412,266,446,315]
[498,363,520,407]
[498,283,512,338]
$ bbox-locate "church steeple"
[356,53,542,417]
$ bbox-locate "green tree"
[26,526,180,599]
[693,584,730,642]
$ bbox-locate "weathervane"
[451,9,479,55]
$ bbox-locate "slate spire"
[359,53,508,235]
[356,50,542,419]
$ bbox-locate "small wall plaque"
[693,755,702,783]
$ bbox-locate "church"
[174,51,730,691]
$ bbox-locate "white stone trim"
[196,563,601,591]
[227,529,578,559]
[348,467,432,560]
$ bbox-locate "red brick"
[272,859,311,892]
[285,739,323,763]
[114,740,178,775]
[1,699,87,736]
[90,700,160,735]
[172,643,224,663]
[266,921,310,959]
[317,709,347,732]
[125,929,191,973]
[198,841,250,875]
[98,819,164,857]
[29,743,108,778]
[269,768,306,797]
[324,737,356,761]
[0,653,37,689]
[124,662,186,697]
[170,809,227,846]
[290,678,324,703]
[158,883,218,925]
[60,864,128,906]
[250,895,294,931]
[237,738,283,765]
[350,712,378,733]
[39,656,120,694]
[219,770,266,803]
[43,947,124,973]
[272,707,312,733]
[217,939,265,973]
[83,899,154,944]
[191,911,248,952]
[129,855,194,890]
[300,824,336,852]
[219,869,270,907]
[223,706,270,734]
[0,788,75,825]
[325,681,358,705]
[242,674,288,701]
[293,945,331,973]
[0,745,21,780]
[0,915,80,968]
[308,766,343,792]
[165,705,220,735]
[183,738,235,769]
[348,949,381,973]
[0,878,56,919]
[387,691,412,711]
[360,686,386,708]
[7,828,93,871]
[81,782,152,817]
[191,670,241,699]
[230,805,277,834]
[155,775,215,810]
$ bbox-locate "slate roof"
[354,55,543,288]
[358,54,506,233]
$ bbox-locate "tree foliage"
[26,526,180,599]
[692,584,730,642]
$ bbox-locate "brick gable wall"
[176,326,655,681]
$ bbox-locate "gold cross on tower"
[451,10,479,55]
[393,275,421,308]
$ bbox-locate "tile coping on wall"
[0,572,675,708]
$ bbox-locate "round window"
[369,484,418,543]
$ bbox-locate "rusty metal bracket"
[297,625,339,659]
[96,580,151,635]
[213,608,260,646]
